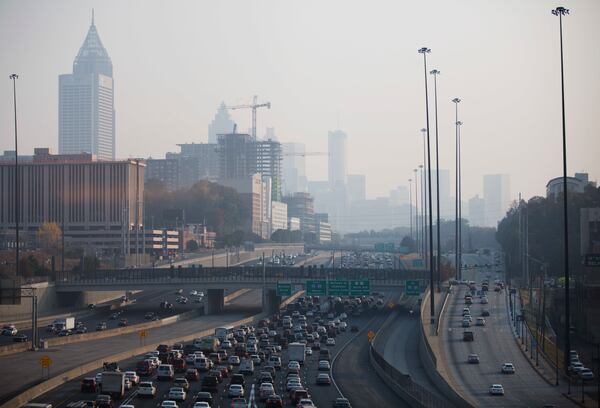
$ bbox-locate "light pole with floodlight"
[430,69,441,285]
[452,97,461,280]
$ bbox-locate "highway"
[440,280,576,407]
[27,293,406,408]
[0,289,262,404]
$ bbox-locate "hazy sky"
[1,0,599,207]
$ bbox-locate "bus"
[214,326,234,342]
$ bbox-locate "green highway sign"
[306,280,327,296]
[328,280,349,296]
[406,279,421,296]
[350,280,371,296]
[276,281,292,297]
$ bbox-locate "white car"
[221,340,232,349]
[287,379,302,391]
[489,384,505,395]
[326,338,336,346]
[305,348,313,356]
[228,384,244,398]
[297,399,316,407]
[339,322,348,331]
[189,290,198,296]
[579,368,595,381]
[228,355,241,365]
[570,362,585,373]
[288,361,301,370]
[95,373,103,385]
[501,363,515,374]
[124,371,139,385]
[161,401,178,408]
[476,317,486,326]
[318,360,331,371]
[168,387,186,401]
[480,297,489,304]
[137,381,156,398]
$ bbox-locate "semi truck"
[288,342,306,365]
[101,371,125,399]
[52,317,75,333]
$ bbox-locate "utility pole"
[430,69,442,286]
[452,98,461,280]
[414,169,420,256]
[408,178,413,243]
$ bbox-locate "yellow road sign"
[388,302,395,309]
[39,355,52,368]
[139,330,148,338]
[367,330,376,342]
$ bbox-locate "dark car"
[265,394,283,408]
[196,391,213,405]
[118,319,128,327]
[136,360,154,376]
[172,358,187,373]
[95,395,112,408]
[481,309,490,317]
[81,378,98,393]
[201,375,219,393]
[332,397,352,407]
[13,334,28,342]
[185,368,199,381]
[230,373,245,386]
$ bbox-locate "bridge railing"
[55,266,426,286]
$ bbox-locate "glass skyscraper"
[59,12,115,160]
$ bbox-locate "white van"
[156,364,174,381]
[239,358,254,375]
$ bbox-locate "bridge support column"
[205,289,224,315]
[262,289,281,314]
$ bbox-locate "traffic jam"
[49,293,388,408]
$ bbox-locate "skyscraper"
[208,103,235,144]
[59,11,115,160]
[328,130,348,189]
[282,143,307,194]
[483,174,511,227]
[468,194,486,227]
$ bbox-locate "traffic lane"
[443,285,575,407]
[382,312,451,403]
[332,312,410,408]
[0,290,261,402]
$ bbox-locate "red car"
[185,368,199,381]
[173,358,187,373]
[81,378,97,393]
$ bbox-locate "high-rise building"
[208,103,235,144]
[328,130,348,189]
[256,139,283,201]
[217,133,256,182]
[271,201,288,232]
[307,181,330,213]
[483,174,511,227]
[347,175,366,203]
[59,12,115,160]
[283,192,315,234]
[468,194,486,227]
[282,143,307,195]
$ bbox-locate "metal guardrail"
[55,266,426,287]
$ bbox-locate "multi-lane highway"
[26,293,406,408]
[440,280,576,407]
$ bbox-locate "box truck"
[101,371,125,399]
[52,317,75,332]
[288,342,306,365]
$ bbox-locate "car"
[118,318,128,327]
[288,361,301,370]
[569,362,585,373]
[195,391,213,405]
[228,384,244,398]
[13,334,28,342]
[305,348,313,356]
[480,297,489,304]
[476,317,486,326]
[318,360,331,371]
[579,368,594,381]
[193,403,210,408]
[287,378,302,391]
[80,378,97,393]
[96,322,107,331]
[481,309,490,317]
[76,326,88,334]
[124,371,139,385]
[350,325,359,333]
[462,320,471,328]
[259,382,275,400]
[326,338,335,346]
[160,401,178,408]
[463,331,474,341]
[231,398,247,408]
[268,356,282,369]
[173,377,190,390]
[185,368,200,381]
[316,373,331,385]
[168,387,186,401]
[137,381,156,398]
[296,398,316,407]
[144,312,154,320]
[489,384,505,395]
[462,308,470,316]
[221,340,232,349]
[501,363,515,374]
[467,354,480,364]
[95,394,113,408]
[332,397,352,407]
[265,394,284,408]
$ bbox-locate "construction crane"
[226,95,271,140]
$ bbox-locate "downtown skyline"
[1,0,599,202]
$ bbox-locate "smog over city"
[0,2,599,408]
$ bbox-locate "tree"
[37,222,62,253]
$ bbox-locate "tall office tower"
[256,139,283,201]
[468,195,486,227]
[328,130,348,189]
[483,174,511,227]
[208,103,235,144]
[307,180,330,213]
[282,143,307,194]
[177,143,219,181]
[347,174,366,203]
[217,133,256,181]
[283,192,316,234]
[59,12,115,160]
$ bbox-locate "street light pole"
[551,5,571,373]
[408,178,413,243]
[420,128,428,266]
[418,46,435,325]
[452,98,461,280]
[457,120,464,283]
[9,74,19,276]
[414,168,420,256]
[430,69,441,286]
[419,164,425,258]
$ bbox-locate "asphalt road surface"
[29,293,404,408]
[441,279,576,407]
[0,289,262,404]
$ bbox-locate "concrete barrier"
[1,289,300,408]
